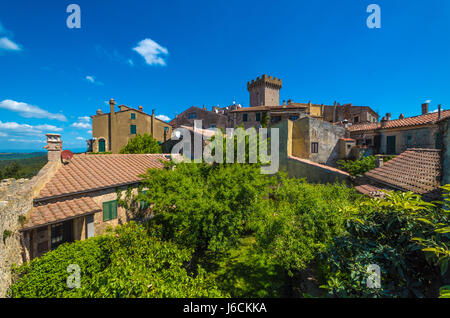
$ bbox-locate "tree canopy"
[119,133,162,154]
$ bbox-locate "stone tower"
[247,74,282,107]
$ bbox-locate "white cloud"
[0,37,21,51]
[0,120,62,135]
[35,124,63,132]
[87,130,92,134]
[0,99,67,121]
[156,114,170,122]
[133,38,168,66]
[78,116,91,122]
[85,75,103,85]
[76,137,84,141]
[71,121,91,129]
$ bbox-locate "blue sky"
[0,0,449,151]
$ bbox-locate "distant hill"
[0,153,48,180]
[0,152,46,161]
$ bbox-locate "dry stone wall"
[0,161,60,297]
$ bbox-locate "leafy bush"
[337,155,395,176]
[119,133,162,154]
[8,222,225,298]
[253,175,362,274]
[318,191,450,298]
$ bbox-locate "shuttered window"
[131,113,136,120]
[243,113,248,122]
[130,125,136,135]
[256,113,261,122]
[103,200,117,221]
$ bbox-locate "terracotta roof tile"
[364,149,442,198]
[355,184,389,198]
[23,196,101,230]
[36,154,174,200]
[348,110,450,132]
[288,156,350,176]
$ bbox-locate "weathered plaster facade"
[274,120,351,184]
[91,99,172,153]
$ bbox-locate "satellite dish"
[61,150,74,163]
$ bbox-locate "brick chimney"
[138,105,143,112]
[44,134,62,162]
[399,113,405,119]
[422,102,429,115]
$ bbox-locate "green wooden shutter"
[111,201,117,219]
[103,201,110,221]
[103,200,118,221]
[130,125,136,134]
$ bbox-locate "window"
[131,113,136,120]
[188,112,197,119]
[50,220,73,250]
[311,142,319,153]
[130,125,136,135]
[290,115,299,121]
[209,124,216,129]
[243,113,248,122]
[365,138,372,146]
[256,113,261,122]
[272,116,281,124]
[98,138,106,152]
[103,200,117,221]
[140,191,149,211]
[354,116,359,123]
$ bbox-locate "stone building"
[247,74,282,107]
[348,103,450,155]
[91,99,172,153]
[19,134,176,260]
[323,103,379,124]
[273,119,351,184]
[170,106,228,130]
[439,116,450,185]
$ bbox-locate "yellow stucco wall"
[92,109,172,153]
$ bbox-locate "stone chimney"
[96,109,103,115]
[151,109,155,136]
[386,113,391,121]
[109,98,116,114]
[438,104,442,120]
[375,156,384,168]
[399,113,405,119]
[138,105,143,112]
[45,134,62,162]
[422,102,429,115]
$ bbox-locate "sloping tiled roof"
[288,156,350,177]
[348,110,450,132]
[36,154,173,200]
[23,196,101,230]
[230,105,309,112]
[354,184,389,198]
[364,149,442,198]
[180,125,216,138]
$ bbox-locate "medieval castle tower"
[247,74,282,107]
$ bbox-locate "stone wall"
[0,161,60,297]
[440,118,450,186]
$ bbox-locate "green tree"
[119,133,162,154]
